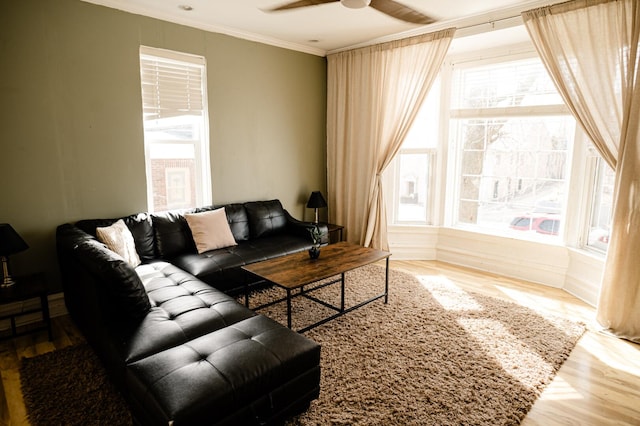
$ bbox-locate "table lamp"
[306,191,327,224]
[0,223,29,288]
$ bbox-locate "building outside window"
[449,56,574,241]
[139,46,211,212]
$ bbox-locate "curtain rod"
[327,0,561,55]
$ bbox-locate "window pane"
[148,143,196,211]
[144,115,202,141]
[454,116,574,238]
[452,58,564,109]
[402,78,440,149]
[587,159,615,251]
[397,153,430,222]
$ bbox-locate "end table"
[325,223,344,244]
[0,273,53,341]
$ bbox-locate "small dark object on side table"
[308,225,324,260]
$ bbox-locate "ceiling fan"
[266,0,436,25]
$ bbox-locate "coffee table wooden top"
[242,241,391,290]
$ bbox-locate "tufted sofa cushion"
[125,314,321,425]
[224,203,250,242]
[125,262,255,362]
[73,237,151,325]
[76,213,156,262]
[152,211,196,259]
[244,200,287,239]
[173,235,316,295]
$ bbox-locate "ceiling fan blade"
[268,0,339,11]
[369,0,436,24]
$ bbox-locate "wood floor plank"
[1,260,638,425]
[1,368,27,426]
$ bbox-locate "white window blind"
[140,47,205,120]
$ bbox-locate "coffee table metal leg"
[41,293,53,341]
[340,272,345,312]
[385,257,389,304]
[287,288,292,329]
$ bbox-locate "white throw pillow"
[185,208,237,254]
[96,219,141,267]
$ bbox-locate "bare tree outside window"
[451,58,574,239]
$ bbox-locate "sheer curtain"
[523,0,640,342]
[327,28,455,250]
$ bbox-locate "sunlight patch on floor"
[415,274,483,311]
[493,285,548,311]
[457,317,555,390]
[579,332,640,377]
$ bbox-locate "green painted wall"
[0,0,327,292]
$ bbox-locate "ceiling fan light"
[341,0,371,9]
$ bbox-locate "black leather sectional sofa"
[56,200,327,425]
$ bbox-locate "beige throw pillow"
[96,219,141,267]
[185,208,237,254]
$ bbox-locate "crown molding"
[80,0,328,57]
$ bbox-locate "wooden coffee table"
[242,241,391,333]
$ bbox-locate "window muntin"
[139,46,211,212]
[585,153,615,252]
[450,56,574,241]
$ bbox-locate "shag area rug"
[249,265,586,425]
[19,344,132,425]
[19,265,585,425]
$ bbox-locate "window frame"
[384,77,444,226]
[139,46,212,212]
[445,53,575,242]
[386,147,437,225]
[580,150,614,254]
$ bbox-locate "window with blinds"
[139,46,211,212]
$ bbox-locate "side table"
[0,273,53,341]
[325,223,344,244]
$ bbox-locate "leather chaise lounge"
[56,200,326,425]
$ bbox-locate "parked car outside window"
[510,215,561,235]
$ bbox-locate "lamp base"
[1,257,16,288]
[1,276,16,289]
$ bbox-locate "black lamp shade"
[0,224,29,256]
[306,191,327,209]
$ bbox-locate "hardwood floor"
[1,260,639,425]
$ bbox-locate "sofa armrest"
[284,211,329,245]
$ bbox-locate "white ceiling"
[81,0,562,56]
